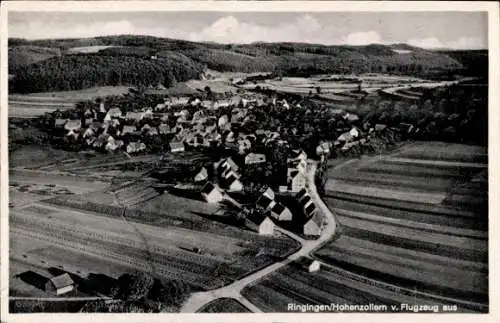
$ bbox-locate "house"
[201,182,224,204]
[296,188,308,201]
[344,112,360,122]
[66,129,79,140]
[245,153,266,165]
[337,132,354,143]
[256,194,275,210]
[64,120,81,131]
[270,202,293,221]
[288,159,307,174]
[223,173,244,192]
[218,115,229,129]
[121,125,137,136]
[45,273,74,295]
[304,202,317,217]
[246,210,274,235]
[105,137,121,152]
[303,212,324,236]
[217,157,239,176]
[194,167,209,182]
[349,127,360,138]
[126,141,146,154]
[169,140,185,153]
[375,124,387,132]
[125,112,144,121]
[261,187,275,200]
[288,169,306,192]
[104,108,122,121]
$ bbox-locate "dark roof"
[289,170,299,178]
[296,188,308,199]
[201,182,215,194]
[49,273,74,289]
[289,149,305,158]
[256,195,273,209]
[247,210,272,225]
[305,203,316,215]
[271,202,285,214]
[300,196,312,208]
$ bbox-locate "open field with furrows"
[10,200,299,294]
[319,142,488,308]
[198,298,251,313]
[241,260,480,313]
[9,169,110,195]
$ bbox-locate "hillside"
[8,35,481,93]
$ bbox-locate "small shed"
[45,273,74,295]
[297,257,321,273]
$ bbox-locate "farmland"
[317,142,488,307]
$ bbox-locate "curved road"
[180,160,338,313]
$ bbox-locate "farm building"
[303,212,324,236]
[245,153,266,165]
[270,202,293,221]
[316,142,332,157]
[194,167,209,183]
[246,211,275,235]
[45,273,74,295]
[297,258,321,273]
[201,182,224,204]
[170,140,185,153]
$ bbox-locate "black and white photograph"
[0,1,497,320]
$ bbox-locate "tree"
[316,86,321,94]
[115,272,155,301]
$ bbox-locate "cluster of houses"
[194,151,325,237]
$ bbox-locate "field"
[8,86,130,118]
[241,259,479,313]
[197,298,250,313]
[318,142,488,307]
[9,162,299,298]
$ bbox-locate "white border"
[1,2,499,323]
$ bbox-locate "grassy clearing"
[10,86,131,101]
[394,142,487,163]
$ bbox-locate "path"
[180,160,338,313]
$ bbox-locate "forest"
[8,35,485,93]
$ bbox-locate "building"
[121,125,137,136]
[158,123,171,135]
[45,273,74,295]
[256,194,275,211]
[303,212,324,236]
[104,108,122,122]
[224,174,244,192]
[288,149,307,162]
[270,202,293,221]
[125,112,144,122]
[169,140,185,153]
[126,141,146,154]
[245,153,266,165]
[261,187,275,200]
[297,257,321,273]
[245,210,275,235]
[201,182,224,204]
[194,167,209,183]
[287,169,306,192]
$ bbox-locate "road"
[180,160,338,313]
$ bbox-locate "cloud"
[341,31,383,46]
[187,14,325,44]
[408,36,486,49]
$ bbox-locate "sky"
[8,11,488,49]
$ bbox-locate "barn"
[45,273,74,295]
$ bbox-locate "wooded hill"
[8,35,486,93]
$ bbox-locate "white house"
[246,211,275,235]
[224,174,244,192]
[104,108,122,122]
[287,169,306,192]
[201,182,224,204]
[270,203,293,221]
[64,120,81,132]
[121,125,137,136]
[303,212,324,236]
